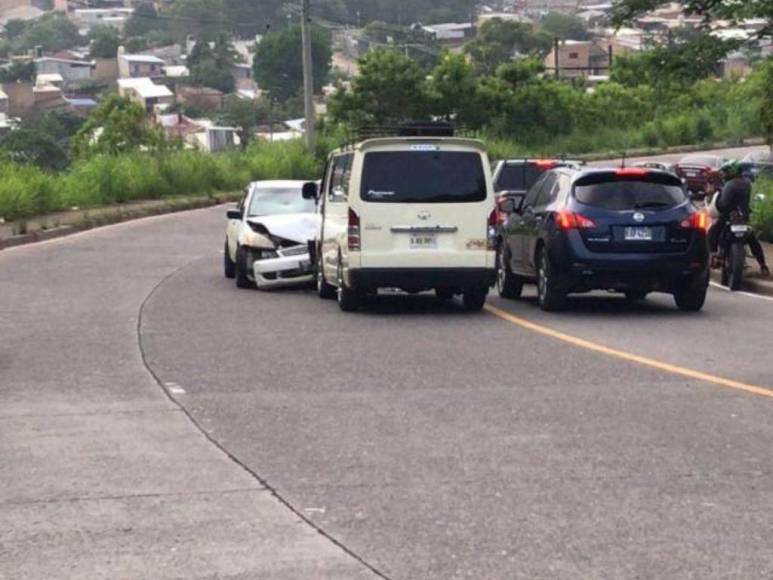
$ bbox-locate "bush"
[752,178,773,243]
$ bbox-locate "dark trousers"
[709,216,767,268]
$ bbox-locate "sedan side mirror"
[302,181,318,200]
[227,208,243,220]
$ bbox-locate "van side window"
[328,153,353,202]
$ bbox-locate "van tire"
[463,287,488,311]
[224,240,236,279]
[435,288,455,301]
[336,261,360,312]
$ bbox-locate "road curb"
[710,270,773,297]
[0,194,239,251]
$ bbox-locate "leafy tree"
[328,49,430,126]
[72,95,165,157]
[15,13,81,53]
[427,52,478,124]
[464,18,552,74]
[4,20,27,39]
[612,0,773,38]
[169,0,229,43]
[0,129,68,171]
[253,24,332,102]
[540,11,590,41]
[224,0,282,38]
[88,25,120,59]
[188,36,237,93]
[124,2,166,38]
[216,95,258,146]
[0,61,35,83]
[496,58,545,89]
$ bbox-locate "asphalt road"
[4,144,773,579]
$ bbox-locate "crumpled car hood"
[246,213,320,244]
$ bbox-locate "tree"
[189,35,237,93]
[0,61,35,83]
[540,11,590,41]
[16,13,81,53]
[464,18,552,74]
[216,95,258,146]
[427,52,478,124]
[328,49,430,126]
[72,95,164,157]
[89,25,120,59]
[169,0,229,43]
[612,0,773,38]
[253,24,332,102]
[0,129,68,171]
[124,2,165,38]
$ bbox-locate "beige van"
[304,136,497,311]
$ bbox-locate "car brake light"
[348,208,361,251]
[487,209,497,250]
[615,167,648,176]
[681,210,710,232]
[534,160,557,169]
[556,210,596,231]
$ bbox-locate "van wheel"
[224,239,235,279]
[336,261,360,312]
[463,287,488,311]
[317,262,336,299]
[497,247,523,299]
[537,249,566,312]
[435,288,455,301]
[235,246,254,289]
[624,289,648,301]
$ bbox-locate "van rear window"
[573,173,687,211]
[361,151,486,203]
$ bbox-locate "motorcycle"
[718,209,752,291]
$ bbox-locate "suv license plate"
[624,227,653,241]
[410,234,437,249]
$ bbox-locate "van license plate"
[624,227,653,241]
[410,234,437,249]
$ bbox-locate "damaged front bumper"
[251,245,314,289]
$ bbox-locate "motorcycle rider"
[708,159,770,277]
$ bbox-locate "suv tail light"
[487,209,497,250]
[348,208,361,251]
[556,210,596,231]
[681,210,710,232]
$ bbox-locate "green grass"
[0,140,321,222]
[752,178,773,243]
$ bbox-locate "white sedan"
[224,180,319,290]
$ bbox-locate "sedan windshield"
[248,187,315,216]
[361,151,486,203]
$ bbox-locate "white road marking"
[164,382,186,395]
[710,281,773,302]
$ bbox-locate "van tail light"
[487,209,497,250]
[347,207,361,251]
[681,210,711,232]
[556,210,596,231]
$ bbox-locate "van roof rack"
[352,121,456,142]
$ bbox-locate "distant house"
[118,52,166,79]
[544,40,611,79]
[420,22,475,44]
[72,8,134,30]
[35,57,95,84]
[0,88,8,114]
[176,85,225,112]
[118,77,174,112]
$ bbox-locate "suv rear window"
[496,163,547,192]
[361,151,486,203]
[573,173,687,211]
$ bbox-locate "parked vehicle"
[632,160,679,176]
[305,136,497,312]
[717,209,753,291]
[740,151,773,181]
[675,154,725,197]
[224,180,318,289]
[492,158,584,226]
[496,166,711,312]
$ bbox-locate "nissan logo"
[633,212,645,223]
[417,211,431,221]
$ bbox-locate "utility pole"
[301,0,316,151]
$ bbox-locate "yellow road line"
[484,303,773,399]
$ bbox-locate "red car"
[674,154,725,196]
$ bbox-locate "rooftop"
[120,54,166,65]
[118,77,174,99]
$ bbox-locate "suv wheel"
[235,245,254,289]
[537,249,566,312]
[497,247,523,299]
[336,260,360,312]
[462,287,488,311]
[224,239,235,279]
[673,274,708,312]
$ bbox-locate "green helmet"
[720,159,742,179]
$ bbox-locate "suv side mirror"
[302,182,318,200]
[505,192,526,214]
[227,208,243,220]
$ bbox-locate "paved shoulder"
[0,209,379,580]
